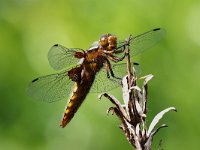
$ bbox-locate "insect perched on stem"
[27,28,165,128]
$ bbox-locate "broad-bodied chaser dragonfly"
[27,28,165,128]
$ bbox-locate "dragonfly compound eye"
[99,34,109,47]
[108,35,117,46]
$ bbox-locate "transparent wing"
[90,62,142,93]
[130,28,166,55]
[90,63,128,93]
[117,28,166,56]
[133,62,142,77]
[48,44,84,70]
[27,71,74,103]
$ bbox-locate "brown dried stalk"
[99,36,177,150]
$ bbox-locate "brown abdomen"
[60,76,95,128]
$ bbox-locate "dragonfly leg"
[105,59,122,80]
[105,62,110,78]
[108,53,126,63]
[114,44,126,54]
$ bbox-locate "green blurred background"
[0,0,200,149]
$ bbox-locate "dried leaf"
[107,107,116,115]
[135,99,146,117]
[131,86,142,92]
[122,75,129,107]
[140,74,153,113]
[140,74,154,85]
[145,124,167,150]
[99,93,130,121]
[147,107,176,136]
[136,123,140,137]
[151,124,168,137]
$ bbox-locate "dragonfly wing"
[27,71,74,103]
[130,28,166,56]
[90,62,142,93]
[132,62,142,77]
[48,44,84,70]
[90,63,128,93]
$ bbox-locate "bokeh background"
[0,0,200,149]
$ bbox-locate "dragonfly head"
[99,34,117,51]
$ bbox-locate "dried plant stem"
[125,36,140,127]
[125,35,132,87]
[99,36,176,150]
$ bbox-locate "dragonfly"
[27,28,165,128]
